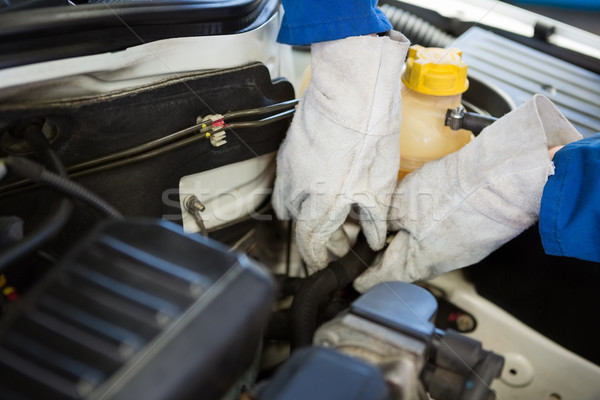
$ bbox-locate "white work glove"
[355,94,582,291]
[273,31,410,269]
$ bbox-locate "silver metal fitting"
[445,105,466,131]
[185,195,208,236]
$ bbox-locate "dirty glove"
[355,94,582,291]
[272,31,410,269]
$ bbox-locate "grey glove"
[272,31,410,270]
[355,94,582,291]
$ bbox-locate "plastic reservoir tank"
[398,45,473,180]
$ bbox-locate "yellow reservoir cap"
[402,45,469,96]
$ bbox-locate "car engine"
[0,1,599,399]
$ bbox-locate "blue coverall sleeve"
[277,0,392,45]
[539,133,600,262]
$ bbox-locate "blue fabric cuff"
[277,0,392,45]
[539,133,600,262]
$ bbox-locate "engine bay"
[0,1,599,399]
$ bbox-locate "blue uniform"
[539,133,600,262]
[278,0,600,263]
[277,0,391,45]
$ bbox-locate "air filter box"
[0,218,275,400]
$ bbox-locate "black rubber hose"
[274,274,305,299]
[380,3,455,48]
[462,112,497,135]
[265,310,292,341]
[290,232,378,349]
[5,156,122,219]
[445,108,498,136]
[0,122,73,274]
[321,295,349,321]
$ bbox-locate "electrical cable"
[5,156,122,219]
[0,122,73,275]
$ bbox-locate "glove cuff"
[390,95,582,232]
[456,94,582,229]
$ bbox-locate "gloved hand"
[354,94,583,291]
[272,31,410,270]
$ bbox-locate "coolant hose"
[445,107,499,136]
[0,122,73,274]
[460,111,498,135]
[290,232,377,349]
[380,3,455,48]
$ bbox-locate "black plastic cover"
[0,218,275,400]
[423,330,504,400]
[0,0,279,69]
[0,62,295,253]
[259,347,391,400]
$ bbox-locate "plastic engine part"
[451,27,600,137]
[0,218,275,400]
[258,347,391,400]
[315,282,504,400]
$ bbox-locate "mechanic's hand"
[272,31,410,270]
[548,145,564,159]
[354,94,582,291]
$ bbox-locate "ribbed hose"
[274,274,305,299]
[38,170,123,219]
[5,156,122,219]
[380,3,455,48]
[290,270,337,349]
[0,123,73,274]
[290,233,377,349]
